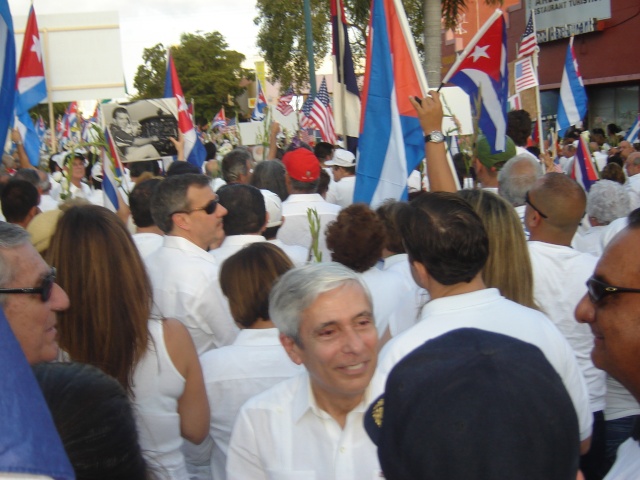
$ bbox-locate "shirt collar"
[284,194,323,203]
[163,235,217,265]
[219,235,266,248]
[422,288,502,318]
[233,327,282,346]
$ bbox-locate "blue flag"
[556,37,587,138]
[0,0,16,147]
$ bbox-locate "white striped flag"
[212,107,226,129]
[514,56,538,93]
[625,115,639,144]
[556,37,587,138]
[571,134,598,192]
[276,87,295,116]
[310,78,336,144]
[300,93,316,129]
[518,11,538,58]
[102,127,124,212]
[508,93,522,111]
[0,0,16,143]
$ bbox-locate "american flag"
[514,56,538,93]
[310,78,336,144]
[300,94,316,129]
[276,87,295,116]
[518,11,538,58]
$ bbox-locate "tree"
[133,32,252,126]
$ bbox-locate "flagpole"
[529,10,544,155]
[336,0,348,147]
[42,27,56,152]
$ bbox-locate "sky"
[8,0,262,95]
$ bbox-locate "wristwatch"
[425,130,445,144]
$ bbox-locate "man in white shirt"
[525,173,606,477]
[226,263,382,479]
[575,211,640,478]
[624,151,640,211]
[129,178,164,259]
[146,173,238,354]
[374,192,593,455]
[324,149,356,209]
[277,148,340,261]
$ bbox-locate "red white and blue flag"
[164,51,206,168]
[518,10,538,58]
[35,115,46,141]
[310,78,336,144]
[212,107,226,129]
[514,56,538,93]
[300,94,316,130]
[0,0,16,143]
[442,9,508,154]
[102,127,124,211]
[276,87,295,116]
[251,78,267,121]
[354,0,429,206]
[571,135,599,192]
[625,114,639,144]
[14,5,46,166]
[331,0,360,153]
[556,37,587,138]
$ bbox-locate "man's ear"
[280,333,303,366]
[171,212,190,232]
[410,260,430,290]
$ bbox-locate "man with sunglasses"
[526,172,606,478]
[147,173,238,355]
[576,211,640,478]
[0,222,69,364]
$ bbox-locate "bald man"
[526,173,606,478]
[624,151,640,211]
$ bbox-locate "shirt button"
[340,447,346,453]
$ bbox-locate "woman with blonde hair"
[458,189,537,309]
[48,204,209,480]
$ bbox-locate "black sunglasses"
[586,276,640,303]
[172,198,218,216]
[525,191,548,219]
[0,267,57,302]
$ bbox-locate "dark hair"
[326,203,386,272]
[222,148,252,183]
[13,168,40,187]
[452,152,470,187]
[376,200,406,255]
[607,154,623,167]
[130,178,162,228]
[290,177,318,193]
[506,110,532,147]
[33,362,148,480]
[317,169,331,197]
[217,183,266,235]
[166,161,201,176]
[112,107,128,119]
[250,160,289,201]
[1,179,39,223]
[314,142,334,160]
[219,243,293,328]
[601,163,625,185]
[204,142,217,161]
[151,173,211,233]
[399,192,488,285]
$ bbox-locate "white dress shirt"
[625,174,640,211]
[267,238,309,266]
[528,241,605,413]
[133,232,164,260]
[145,236,238,355]
[227,372,382,480]
[210,234,267,266]
[277,194,340,262]
[374,288,593,442]
[200,328,303,480]
[325,176,355,209]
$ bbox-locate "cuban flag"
[14,5,47,166]
[625,114,639,144]
[0,0,16,144]
[442,9,507,154]
[164,51,206,168]
[251,78,267,121]
[354,0,429,207]
[212,107,226,130]
[102,127,123,211]
[571,135,598,192]
[0,307,75,480]
[331,0,360,154]
[35,115,45,141]
[556,37,587,138]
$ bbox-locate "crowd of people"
[1,91,640,480]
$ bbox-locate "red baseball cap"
[282,148,320,182]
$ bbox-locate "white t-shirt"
[528,241,605,413]
[572,226,606,258]
[374,288,593,441]
[325,175,355,209]
[132,232,164,260]
[209,235,267,267]
[200,328,303,480]
[227,372,382,480]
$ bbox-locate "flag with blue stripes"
[571,134,598,192]
[625,115,639,144]
[0,0,16,144]
[556,37,587,138]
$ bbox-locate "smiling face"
[1,244,70,364]
[281,281,378,411]
[575,228,640,396]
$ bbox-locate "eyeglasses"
[525,191,548,219]
[0,267,57,302]
[171,199,218,216]
[586,276,640,303]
